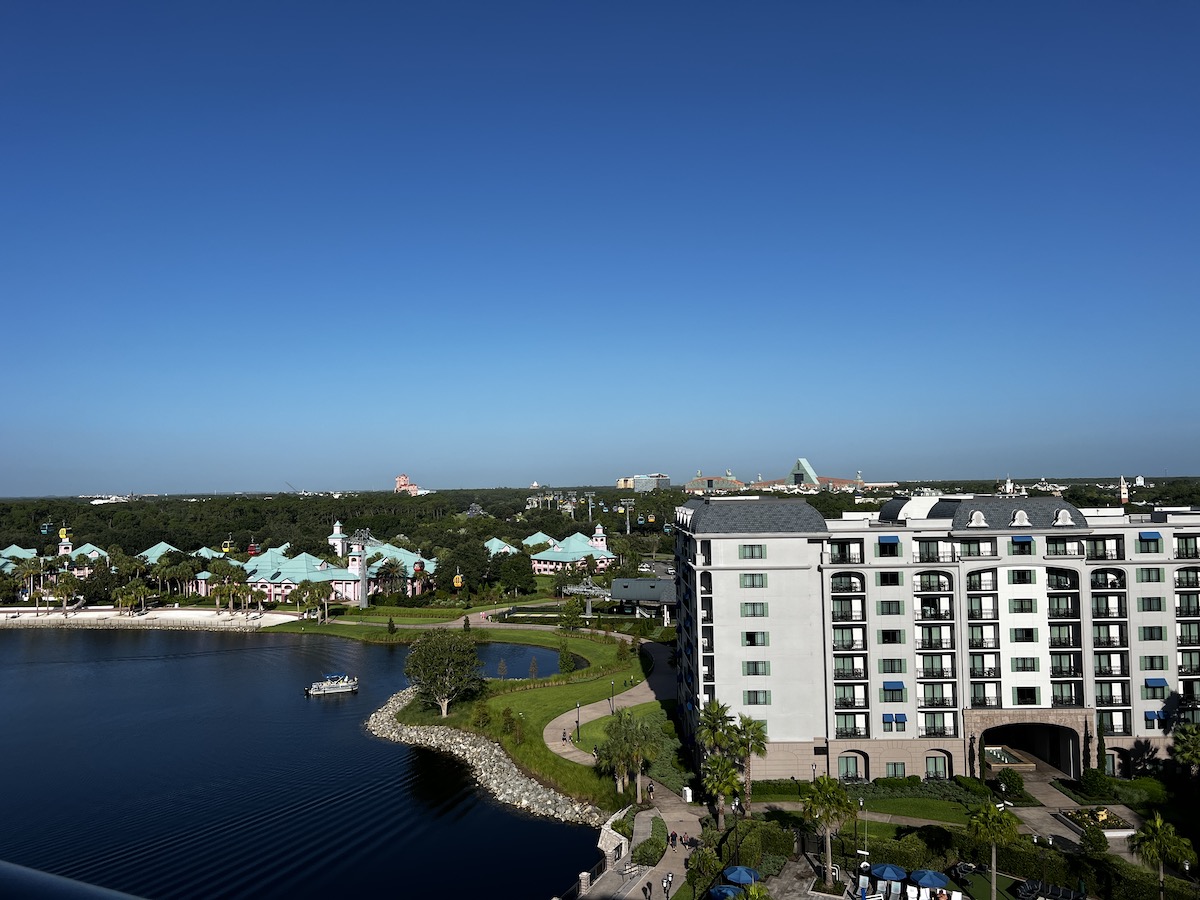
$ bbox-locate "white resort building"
[672,495,1200,784]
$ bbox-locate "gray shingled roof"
[682,498,828,534]
[950,496,1089,530]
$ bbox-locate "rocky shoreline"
[365,687,606,828]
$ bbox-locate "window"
[740,573,767,588]
[1140,656,1166,671]
[1010,598,1035,614]
[743,690,772,705]
[1139,626,1164,641]
[742,632,769,647]
[926,756,947,778]
[1137,568,1163,583]
[1145,683,1167,701]
[880,658,905,673]
[959,540,983,558]
[1138,597,1164,612]
[879,600,902,616]
[838,755,860,778]
[1012,657,1038,672]
[878,541,899,558]
[740,602,768,617]
[894,715,906,733]
[742,661,771,676]
[1012,628,1036,643]
[1138,537,1162,554]
[883,687,905,702]
[880,630,903,645]
[1046,538,1069,556]
[739,544,765,560]
[1015,687,1038,705]
[878,572,901,587]
[1010,570,1034,585]
[1012,539,1033,556]
[886,762,906,777]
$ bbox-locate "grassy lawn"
[954,869,1021,900]
[866,797,970,826]
[576,697,660,748]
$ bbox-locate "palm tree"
[806,775,854,886]
[967,803,1019,900]
[51,571,81,615]
[627,716,661,804]
[1169,723,1200,778]
[376,558,407,596]
[731,714,768,814]
[697,699,733,756]
[1128,812,1197,900]
[14,556,42,613]
[702,753,741,831]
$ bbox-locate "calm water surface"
[0,630,598,899]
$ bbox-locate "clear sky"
[2,2,1197,496]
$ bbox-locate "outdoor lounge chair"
[919,888,931,900]
[889,881,904,900]
[907,886,919,900]
[950,890,963,900]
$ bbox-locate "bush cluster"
[632,816,668,865]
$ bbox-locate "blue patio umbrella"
[724,865,763,885]
[708,886,745,899]
[911,870,949,889]
[872,863,909,882]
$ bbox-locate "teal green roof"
[485,537,519,556]
[70,543,108,559]
[1,544,37,560]
[532,546,614,563]
[522,531,554,546]
[193,546,226,559]
[365,543,437,575]
[140,541,183,565]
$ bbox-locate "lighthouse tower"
[1119,475,1129,504]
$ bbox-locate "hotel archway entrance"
[963,708,1090,780]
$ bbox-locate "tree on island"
[404,629,484,717]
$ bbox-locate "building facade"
[673,495,1200,785]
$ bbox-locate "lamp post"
[576,701,580,743]
[611,679,615,714]
[860,797,867,854]
[812,763,818,782]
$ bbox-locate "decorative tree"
[967,803,1019,900]
[403,629,485,717]
[1127,812,1197,900]
[731,714,768,814]
[805,775,854,886]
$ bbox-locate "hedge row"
[633,816,668,866]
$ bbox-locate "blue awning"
[1146,677,1169,688]
[1012,535,1033,543]
[1157,711,1168,720]
[1145,710,1158,720]
[894,713,907,723]
[879,535,900,544]
[882,714,894,723]
[883,681,905,691]
[1140,531,1162,540]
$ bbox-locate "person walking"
[662,876,670,898]
[647,782,654,801]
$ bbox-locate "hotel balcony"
[833,640,867,651]
[916,580,953,594]
[1048,607,1080,619]
[1177,604,1200,618]
[1091,575,1126,590]
[1093,636,1128,648]
[1176,548,1200,560]
[1050,636,1081,648]
[834,668,867,680]
[919,696,956,708]
[918,726,957,738]
[1094,667,1127,677]
[1091,607,1127,619]
[918,667,955,679]
[1051,667,1082,677]
[970,667,999,678]
[836,727,869,739]
[835,698,869,709]
[968,607,999,620]
[1180,636,1200,647]
[1101,726,1132,736]
[1177,575,1200,588]
[916,638,954,650]
[831,610,866,622]
[916,551,956,564]
[1180,665,1200,676]
[829,551,864,565]
[968,638,999,649]
[1087,549,1124,562]
[831,581,865,594]
[967,578,998,592]
[970,697,1001,708]
[1096,696,1131,707]
[917,608,954,621]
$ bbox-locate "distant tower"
[1119,475,1129,504]
[394,474,419,496]
[327,520,348,556]
[590,524,608,552]
[58,526,73,557]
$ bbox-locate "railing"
[1052,697,1082,707]
[970,668,999,678]
[1179,665,1200,676]
[834,668,866,680]
[835,698,868,708]
[1047,579,1079,590]
[968,608,998,620]
[1177,605,1200,617]
[829,552,864,565]
[1177,577,1200,588]
[836,727,868,738]
[919,726,956,737]
[831,583,864,594]
[970,697,1000,707]
[1180,636,1200,647]
[1046,546,1083,557]
[916,639,953,650]
[832,611,865,622]
[917,609,954,620]
[1093,636,1127,647]
[1094,667,1125,677]
[1087,550,1124,561]
[917,581,953,593]
[920,697,956,708]
[919,668,954,679]
[1176,548,1200,560]
[833,641,866,651]
[967,580,998,592]
[968,638,998,649]
[1091,607,1127,619]
[1048,608,1080,618]
[1101,726,1132,736]
[1096,696,1130,707]
[1051,667,1081,677]
[917,551,955,563]
[1049,637,1079,648]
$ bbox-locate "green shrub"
[470,704,491,728]
[1080,767,1111,798]
[754,778,803,798]
[633,816,668,865]
[759,822,796,857]
[954,775,992,797]
[996,767,1025,796]
[760,853,787,877]
[613,807,637,840]
[1079,823,1109,856]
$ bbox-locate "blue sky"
[2,2,1197,496]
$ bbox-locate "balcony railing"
[968,608,998,620]
[832,611,865,622]
[833,641,866,651]
[1047,579,1079,591]
[1177,605,1200,618]
[1180,636,1200,647]
[835,698,868,709]
[1177,577,1200,588]
[831,582,865,594]
[836,727,868,739]
[919,726,956,737]
[829,552,864,565]
[1049,637,1079,648]
[1087,549,1124,561]
[1052,697,1083,707]
[916,639,954,650]
[834,668,866,680]
[918,609,954,620]
[1091,607,1127,619]
[1093,636,1127,648]
[1094,667,1126,677]
[1176,548,1200,560]
[1051,667,1082,677]
[1101,726,1132,736]
[1179,665,1200,676]
[1091,577,1126,590]
[1096,697,1130,707]
[1048,608,1080,619]
[970,697,1000,707]
[968,638,999,649]
[917,581,953,594]
[920,697,956,708]
[970,667,999,678]
[967,580,997,592]
[1047,546,1084,557]
[917,551,955,563]
[919,668,954,679]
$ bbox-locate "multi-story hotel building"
[673,495,1200,783]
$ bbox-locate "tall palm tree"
[14,557,42,613]
[51,571,81,615]
[697,699,733,755]
[628,716,661,804]
[731,714,768,814]
[806,775,854,886]
[1128,812,1197,900]
[702,753,741,831]
[1169,723,1200,778]
[967,803,1019,900]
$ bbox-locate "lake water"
[0,629,599,899]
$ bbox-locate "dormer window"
[1010,510,1031,527]
[968,510,988,528]
[1053,509,1075,527]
